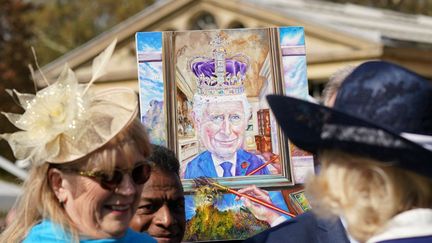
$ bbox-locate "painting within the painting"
[174,28,284,180]
[173,27,298,242]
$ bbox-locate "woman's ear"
[48,168,68,204]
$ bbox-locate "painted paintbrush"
[246,155,279,176]
[193,177,296,218]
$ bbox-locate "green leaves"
[27,0,155,65]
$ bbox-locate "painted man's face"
[198,100,247,160]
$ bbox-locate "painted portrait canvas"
[136,27,311,242]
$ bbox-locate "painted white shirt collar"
[366,208,432,243]
[211,153,237,177]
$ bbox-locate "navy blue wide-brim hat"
[267,61,432,178]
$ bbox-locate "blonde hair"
[307,150,432,242]
[0,119,151,242]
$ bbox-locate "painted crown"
[189,35,249,96]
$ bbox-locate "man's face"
[130,169,185,243]
[197,100,247,160]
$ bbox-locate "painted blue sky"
[279,26,305,46]
[283,56,308,99]
[138,62,164,113]
[136,32,162,52]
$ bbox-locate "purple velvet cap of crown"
[191,59,247,86]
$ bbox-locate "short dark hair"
[148,144,180,176]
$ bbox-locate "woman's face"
[60,147,147,238]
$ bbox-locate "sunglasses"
[60,162,152,191]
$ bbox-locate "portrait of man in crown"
[171,29,291,227]
[180,32,274,179]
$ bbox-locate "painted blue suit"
[184,149,269,178]
[184,149,290,223]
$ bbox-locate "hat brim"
[267,95,432,177]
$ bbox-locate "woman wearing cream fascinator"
[0,40,156,242]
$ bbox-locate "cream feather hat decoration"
[1,39,138,166]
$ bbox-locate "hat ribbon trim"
[401,133,432,151]
[321,124,406,148]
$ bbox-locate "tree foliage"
[28,0,155,65]
[0,0,154,178]
[0,0,35,166]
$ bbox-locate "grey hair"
[322,65,356,105]
[192,93,251,122]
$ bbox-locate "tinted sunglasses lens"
[100,171,123,190]
[132,164,151,185]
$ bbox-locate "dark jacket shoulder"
[243,211,350,243]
